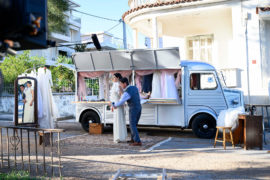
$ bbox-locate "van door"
[185,71,228,138]
[186,71,228,117]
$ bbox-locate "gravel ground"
[0,121,270,179]
[57,122,270,180]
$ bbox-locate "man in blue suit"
[111,77,142,146]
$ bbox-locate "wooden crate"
[89,123,103,134]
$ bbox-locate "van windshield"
[217,71,227,88]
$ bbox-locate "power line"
[105,21,122,33]
[73,9,120,22]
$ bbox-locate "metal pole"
[20,129,24,169]
[13,129,17,169]
[7,128,10,168]
[245,18,251,104]
[50,132,54,176]
[27,130,31,172]
[58,132,62,177]
[34,131,38,173]
[42,131,46,174]
[0,128,3,168]
[122,20,127,49]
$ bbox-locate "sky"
[72,0,145,47]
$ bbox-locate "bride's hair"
[114,73,122,80]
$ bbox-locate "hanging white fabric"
[37,68,59,129]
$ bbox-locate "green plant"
[48,0,70,35]
[0,170,42,179]
[0,51,45,83]
[50,55,75,92]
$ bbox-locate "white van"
[72,47,244,138]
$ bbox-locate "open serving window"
[73,48,182,105]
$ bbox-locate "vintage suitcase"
[89,123,103,134]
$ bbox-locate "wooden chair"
[214,126,235,150]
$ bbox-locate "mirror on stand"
[14,76,38,126]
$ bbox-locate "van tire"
[192,114,216,139]
[80,111,100,132]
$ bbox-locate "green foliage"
[0,51,45,83]
[50,55,75,92]
[48,0,70,34]
[74,44,87,52]
[0,170,42,179]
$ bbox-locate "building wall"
[0,94,76,119]
[160,1,270,104]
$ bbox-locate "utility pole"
[121,19,127,49]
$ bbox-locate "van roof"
[72,47,180,72]
[180,60,216,71]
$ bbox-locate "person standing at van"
[110,73,127,143]
[111,77,142,146]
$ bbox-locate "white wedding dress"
[23,87,34,123]
[37,68,59,129]
[110,82,127,143]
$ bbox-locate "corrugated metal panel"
[156,48,180,69]
[110,51,132,70]
[73,47,180,72]
[73,52,94,71]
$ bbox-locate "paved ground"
[0,120,269,179]
[57,121,270,180]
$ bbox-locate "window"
[187,35,213,63]
[190,73,217,90]
[85,78,99,96]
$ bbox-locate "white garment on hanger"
[150,71,162,99]
[37,68,59,129]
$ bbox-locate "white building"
[123,0,270,105]
[30,0,81,65]
[81,31,132,50]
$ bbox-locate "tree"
[50,55,75,92]
[47,0,70,34]
[74,44,87,52]
[0,51,45,83]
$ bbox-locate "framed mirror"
[14,76,38,126]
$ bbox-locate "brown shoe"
[127,139,134,143]
[129,142,142,146]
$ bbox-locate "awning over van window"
[72,47,180,72]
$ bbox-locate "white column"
[152,16,159,48]
[132,28,138,49]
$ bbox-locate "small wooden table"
[233,115,263,150]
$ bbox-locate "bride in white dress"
[23,81,34,123]
[110,73,127,143]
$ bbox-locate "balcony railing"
[129,0,174,8]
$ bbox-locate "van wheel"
[80,111,100,132]
[192,114,216,139]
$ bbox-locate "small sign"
[252,60,256,64]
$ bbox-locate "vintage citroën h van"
[72,47,243,138]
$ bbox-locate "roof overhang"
[72,47,180,72]
[257,7,270,20]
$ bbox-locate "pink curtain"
[77,71,105,100]
[135,70,155,92]
[110,70,132,78]
[79,72,105,78]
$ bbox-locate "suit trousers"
[129,107,141,143]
